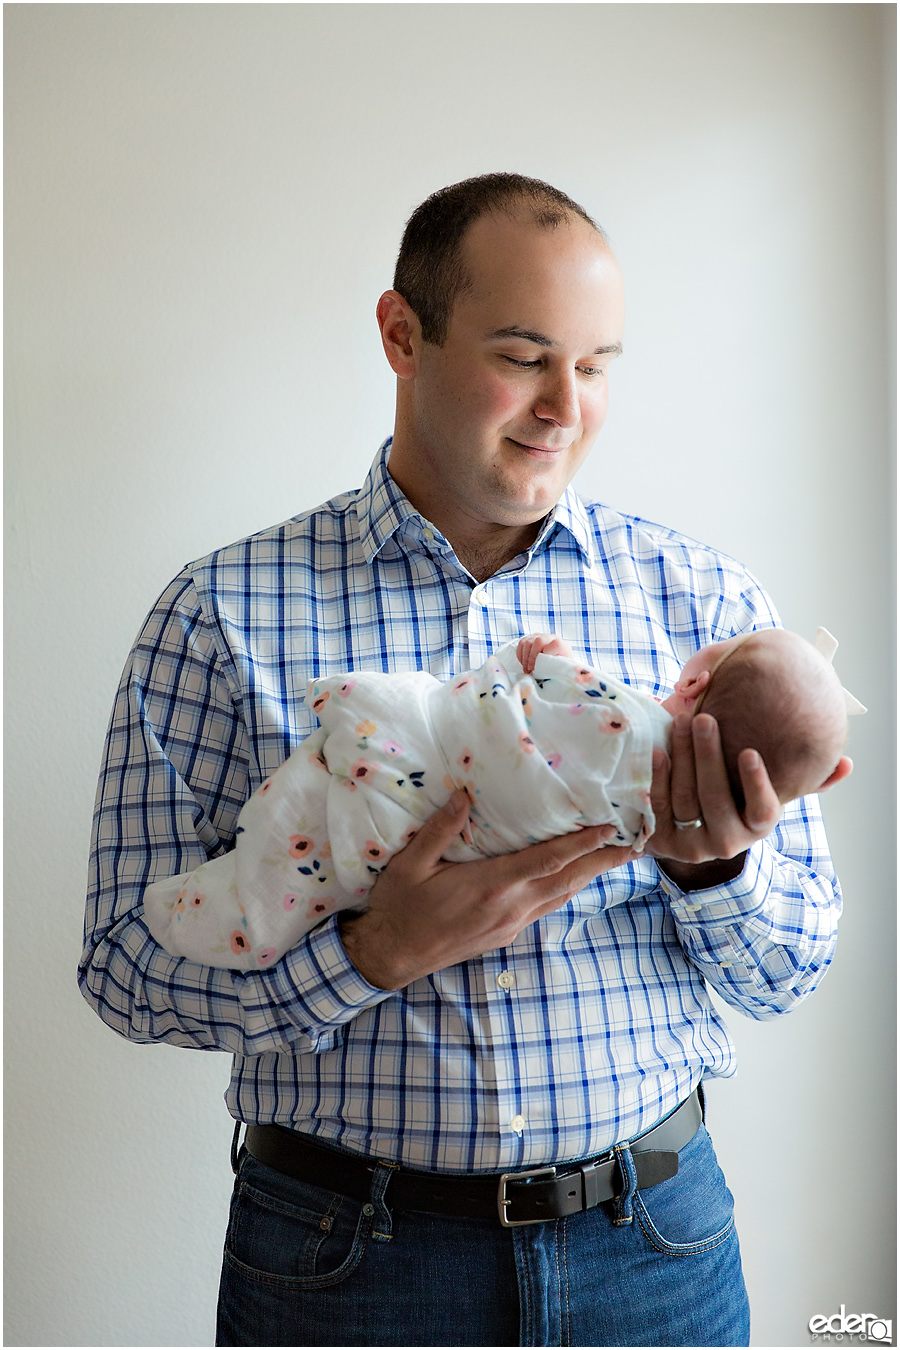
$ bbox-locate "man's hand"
[645,711,782,889]
[339,791,637,989]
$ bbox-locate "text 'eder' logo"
[809,1306,892,1343]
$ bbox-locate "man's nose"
[533,368,580,427]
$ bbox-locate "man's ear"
[817,756,853,792]
[376,290,419,379]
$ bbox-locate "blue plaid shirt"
[80,440,841,1172]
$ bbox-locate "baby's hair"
[699,630,848,809]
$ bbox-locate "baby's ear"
[817,756,853,792]
[673,669,710,701]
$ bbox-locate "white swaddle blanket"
[143,641,671,969]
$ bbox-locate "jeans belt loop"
[580,1153,612,1212]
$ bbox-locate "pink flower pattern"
[173,651,660,967]
[349,759,378,783]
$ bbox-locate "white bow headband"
[693,626,867,717]
[814,628,867,715]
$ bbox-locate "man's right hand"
[338,790,637,990]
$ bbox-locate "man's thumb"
[407,790,470,863]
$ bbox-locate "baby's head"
[665,630,852,808]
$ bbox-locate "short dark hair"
[393,172,606,346]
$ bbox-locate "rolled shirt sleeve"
[658,799,841,1020]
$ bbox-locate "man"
[80,174,841,1347]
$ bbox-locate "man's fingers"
[690,714,735,833]
[399,791,470,870]
[669,713,701,823]
[649,747,672,822]
[737,748,782,834]
[506,824,617,884]
[526,842,639,915]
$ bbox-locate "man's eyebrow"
[488,325,623,356]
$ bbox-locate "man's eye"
[578,366,605,377]
[502,356,542,369]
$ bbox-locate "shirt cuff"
[278,914,393,1030]
[659,840,775,928]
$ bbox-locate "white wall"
[5,5,894,1347]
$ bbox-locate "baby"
[520,627,858,811]
[143,628,862,970]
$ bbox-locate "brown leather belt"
[242,1089,702,1228]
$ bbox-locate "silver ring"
[673,817,704,831]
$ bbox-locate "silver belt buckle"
[497,1165,558,1227]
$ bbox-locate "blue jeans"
[216,1124,750,1347]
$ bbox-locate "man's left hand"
[645,711,782,890]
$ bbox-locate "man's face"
[389,211,625,537]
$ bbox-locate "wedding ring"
[673,817,704,831]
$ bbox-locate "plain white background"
[5,5,895,1347]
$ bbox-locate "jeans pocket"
[633,1125,736,1256]
[224,1152,371,1289]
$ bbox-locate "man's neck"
[452,525,542,583]
[385,451,547,582]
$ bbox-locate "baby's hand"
[517,633,575,674]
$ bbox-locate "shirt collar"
[537,486,596,568]
[356,438,419,563]
[356,438,596,569]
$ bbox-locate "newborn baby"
[143,628,862,970]
[521,627,857,811]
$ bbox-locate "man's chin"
[495,474,571,520]
[481,494,560,531]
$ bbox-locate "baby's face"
[661,635,749,717]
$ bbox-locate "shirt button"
[510,1115,525,1135]
[471,585,488,606]
[423,528,434,542]
[497,971,515,990]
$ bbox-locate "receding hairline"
[448,203,618,341]
[392,173,612,346]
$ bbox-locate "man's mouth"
[508,438,570,455]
